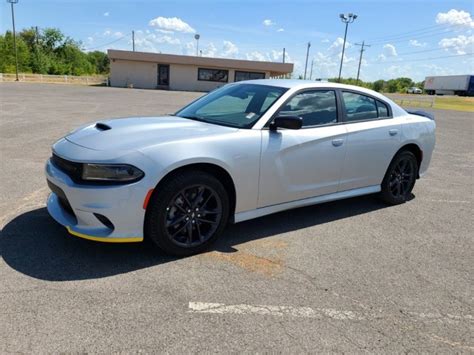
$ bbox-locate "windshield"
[175,83,287,128]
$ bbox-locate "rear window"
[342,91,391,121]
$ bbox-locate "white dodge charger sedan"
[45,80,436,255]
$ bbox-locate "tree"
[87,51,109,74]
[372,80,385,92]
[0,31,30,73]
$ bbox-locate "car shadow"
[0,194,396,281]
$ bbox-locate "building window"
[234,71,266,82]
[198,68,229,82]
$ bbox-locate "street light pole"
[338,13,357,82]
[303,42,311,80]
[7,0,19,81]
[194,34,200,56]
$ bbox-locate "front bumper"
[45,158,147,243]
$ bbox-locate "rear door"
[258,89,347,207]
[338,90,401,191]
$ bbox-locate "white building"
[108,49,294,91]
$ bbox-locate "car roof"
[238,79,372,93]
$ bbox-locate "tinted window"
[342,92,378,121]
[277,90,337,127]
[198,68,229,82]
[235,71,266,82]
[376,100,389,117]
[176,84,287,128]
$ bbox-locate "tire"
[380,151,418,205]
[145,170,229,256]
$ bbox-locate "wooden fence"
[0,73,108,85]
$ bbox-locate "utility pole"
[338,13,357,82]
[303,42,311,80]
[35,26,39,46]
[132,30,135,51]
[282,47,286,63]
[355,41,370,82]
[309,58,314,80]
[7,0,19,81]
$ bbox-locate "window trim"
[340,89,393,124]
[234,70,266,82]
[197,68,229,83]
[264,88,344,129]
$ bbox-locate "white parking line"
[188,302,474,324]
[188,302,361,320]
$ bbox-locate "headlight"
[81,163,144,183]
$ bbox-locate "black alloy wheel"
[164,185,222,247]
[145,171,229,256]
[380,150,418,205]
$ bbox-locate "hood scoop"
[95,122,112,131]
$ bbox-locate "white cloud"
[263,19,275,26]
[246,51,268,61]
[156,35,180,45]
[436,9,474,29]
[383,43,398,57]
[328,37,352,55]
[439,35,474,54]
[149,17,196,33]
[202,42,218,57]
[103,12,109,17]
[277,28,285,32]
[222,41,239,58]
[321,39,330,43]
[155,29,174,34]
[409,39,426,47]
[103,30,123,38]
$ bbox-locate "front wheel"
[380,151,418,205]
[145,171,229,256]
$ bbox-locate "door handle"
[332,138,344,147]
[389,129,399,136]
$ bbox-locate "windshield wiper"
[176,114,206,122]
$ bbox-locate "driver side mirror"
[269,115,303,131]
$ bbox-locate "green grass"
[433,96,474,112]
[393,95,474,112]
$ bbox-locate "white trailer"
[424,75,474,96]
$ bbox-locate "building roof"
[108,49,294,76]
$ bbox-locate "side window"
[278,90,338,127]
[342,92,378,121]
[376,100,390,117]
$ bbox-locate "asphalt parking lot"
[1,82,473,352]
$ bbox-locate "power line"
[367,24,442,41]
[366,23,468,43]
[369,26,465,46]
[396,46,459,56]
[84,34,131,51]
[369,52,473,64]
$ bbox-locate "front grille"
[51,154,82,183]
[47,180,77,221]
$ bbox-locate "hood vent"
[95,122,112,131]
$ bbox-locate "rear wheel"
[145,171,229,256]
[380,151,418,205]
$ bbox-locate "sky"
[1,0,473,81]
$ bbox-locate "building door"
[158,64,169,86]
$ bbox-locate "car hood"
[65,116,238,151]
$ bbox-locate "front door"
[258,89,347,208]
[158,64,169,86]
